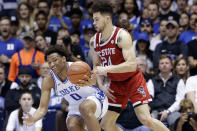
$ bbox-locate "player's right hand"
[22,112,35,127]
[100,86,116,102]
[77,73,96,87]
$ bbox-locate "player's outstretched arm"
[23,76,53,126]
[95,30,137,75]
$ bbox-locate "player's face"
[19,93,33,113]
[93,12,105,32]
[47,53,66,74]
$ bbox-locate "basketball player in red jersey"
[85,1,169,131]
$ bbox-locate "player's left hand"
[159,110,168,121]
[93,66,107,76]
[22,112,35,127]
[76,73,96,87]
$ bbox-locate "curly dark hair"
[45,45,68,60]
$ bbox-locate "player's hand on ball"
[76,73,96,86]
[93,66,107,76]
[22,112,35,127]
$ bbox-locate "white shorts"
[67,91,108,120]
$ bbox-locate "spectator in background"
[187,32,197,76]
[8,31,45,83]
[116,10,134,32]
[159,0,180,21]
[148,1,160,35]
[186,75,197,113]
[135,33,153,72]
[123,0,140,30]
[37,62,50,90]
[48,0,70,32]
[34,10,57,45]
[139,18,154,40]
[141,7,149,19]
[4,67,41,130]
[174,58,190,84]
[16,2,34,39]
[147,55,185,127]
[35,34,49,53]
[153,20,188,70]
[70,31,85,61]
[0,17,24,68]
[174,99,197,131]
[37,0,50,16]
[190,4,197,14]
[176,0,188,15]
[10,16,19,38]
[6,91,42,131]
[116,101,151,131]
[179,12,190,34]
[178,13,197,44]
[0,63,18,98]
[69,8,83,33]
[56,35,84,62]
[57,28,70,39]
[136,57,152,82]
[81,25,96,67]
[150,19,168,52]
[133,18,154,41]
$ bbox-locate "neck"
[160,8,170,15]
[153,18,159,24]
[138,50,146,55]
[2,35,11,41]
[101,23,114,41]
[160,72,171,80]
[167,36,177,43]
[58,65,68,82]
[24,47,34,52]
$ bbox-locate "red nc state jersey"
[94,26,139,81]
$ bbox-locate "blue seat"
[0,111,4,131]
[42,110,57,131]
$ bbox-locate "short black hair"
[70,8,83,17]
[92,0,113,19]
[45,45,68,60]
[35,10,47,21]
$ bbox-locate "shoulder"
[118,28,132,39]
[89,36,95,48]
[36,50,45,56]
[10,109,19,116]
[187,75,197,83]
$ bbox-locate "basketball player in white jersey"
[22,45,108,131]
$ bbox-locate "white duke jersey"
[49,62,107,117]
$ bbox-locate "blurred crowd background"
[0,0,197,131]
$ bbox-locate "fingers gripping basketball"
[67,61,91,85]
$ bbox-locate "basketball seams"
[67,61,91,84]
[67,65,91,75]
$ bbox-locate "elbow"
[128,62,137,72]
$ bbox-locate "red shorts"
[108,71,152,109]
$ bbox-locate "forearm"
[104,61,137,73]
[96,75,105,88]
[176,121,182,131]
[33,107,47,122]
[35,127,42,131]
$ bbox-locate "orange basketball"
[67,61,91,85]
